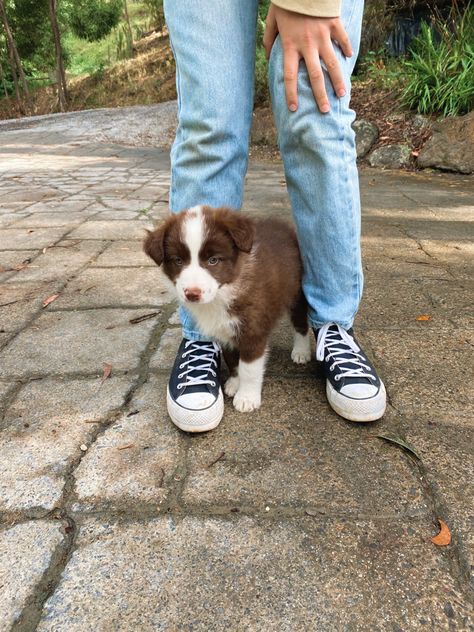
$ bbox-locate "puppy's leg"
[290,289,311,364]
[222,346,240,397]
[233,340,267,413]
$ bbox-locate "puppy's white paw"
[233,390,261,413]
[224,376,240,397]
[291,348,312,364]
[291,332,311,364]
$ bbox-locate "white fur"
[224,375,240,397]
[233,353,267,412]
[175,205,220,304]
[291,331,312,364]
[185,284,240,345]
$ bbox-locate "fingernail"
[321,104,330,113]
[338,89,346,98]
[289,104,297,112]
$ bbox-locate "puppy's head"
[144,205,255,305]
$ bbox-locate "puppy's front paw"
[291,348,312,364]
[291,332,311,364]
[224,376,240,397]
[233,390,261,413]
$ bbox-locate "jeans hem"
[309,318,354,331]
[182,328,215,343]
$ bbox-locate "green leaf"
[375,433,422,460]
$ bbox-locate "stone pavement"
[0,109,473,631]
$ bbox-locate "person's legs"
[269,1,386,422]
[268,0,364,330]
[164,0,259,342]
[163,0,258,431]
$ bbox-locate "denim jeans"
[164,0,364,341]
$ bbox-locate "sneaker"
[167,339,224,432]
[315,323,386,422]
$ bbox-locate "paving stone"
[37,516,473,631]
[51,267,173,309]
[366,329,474,424]
[149,327,182,370]
[420,239,474,281]
[0,308,160,378]
[73,377,183,510]
[182,377,428,516]
[68,220,151,240]
[0,520,64,630]
[24,200,92,213]
[0,250,38,282]
[4,240,106,284]
[0,376,133,512]
[0,227,68,249]
[93,240,154,267]
[10,211,92,228]
[0,281,61,332]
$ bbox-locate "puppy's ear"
[144,224,167,266]
[221,212,255,253]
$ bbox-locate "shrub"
[69,0,123,42]
[399,4,474,117]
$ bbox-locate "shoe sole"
[167,387,224,432]
[326,380,387,423]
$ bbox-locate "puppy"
[144,205,311,412]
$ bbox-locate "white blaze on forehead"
[176,205,219,303]
[182,205,205,264]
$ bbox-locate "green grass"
[64,1,151,76]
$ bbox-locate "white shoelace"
[316,323,375,382]
[176,341,220,390]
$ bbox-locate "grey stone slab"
[10,211,93,228]
[420,239,474,281]
[68,220,151,240]
[366,329,474,424]
[0,281,61,332]
[0,520,64,630]
[0,376,133,512]
[37,516,473,632]
[182,377,428,516]
[73,376,183,510]
[24,200,92,213]
[4,240,106,284]
[98,197,155,213]
[51,267,173,309]
[0,227,68,250]
[402,420,474,570]
[0,250,38,283]
[0,308,160,378]
[149,327,182,370]
[93,240,154,267]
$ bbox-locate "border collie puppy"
[144,205,311,419]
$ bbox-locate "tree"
[0,0,30,112]
[47,0,68,110]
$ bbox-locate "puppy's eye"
[208,257,220,266]
[173,257,183,266]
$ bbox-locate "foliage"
[69,0,123,42]
[399,4,474,116]
[254,0,271,105]
[142,0,164,30]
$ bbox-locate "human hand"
[263,4,353,113]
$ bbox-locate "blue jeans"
[164,0,364,340]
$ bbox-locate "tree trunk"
[48,0,68,111]
[123,0,134,56]
[0,0,30,112]
[0,53,12,100]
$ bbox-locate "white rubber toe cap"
[339,382,379,399]
[167,387,224,433]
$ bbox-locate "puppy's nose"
[184,287,202,302]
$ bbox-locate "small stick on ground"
[207,451,226,468]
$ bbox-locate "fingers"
[263,6,278,60]
[283,48,300,112]
[332,21,353,57]
[305,55,329,113]
[320,45,346,98]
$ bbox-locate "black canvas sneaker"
[167,339,223,432]
[315,323,386,422]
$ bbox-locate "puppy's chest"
[187,300,239,345]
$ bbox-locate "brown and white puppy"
[144,205,311,412]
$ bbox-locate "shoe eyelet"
[178,373,183,379]
[211,381,216,387]
[177,384,183,390]
[334,375,340,382]
[330,365,334,372]
[179,363,184,369]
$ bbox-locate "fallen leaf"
[431,519,451,546]
[411,150,420,157]
[416,314,431,321]
[129,311,160,324]
[375,433,421,460]
[100,363,112,384]
[42,294,59,308]
[117,443,134,451]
